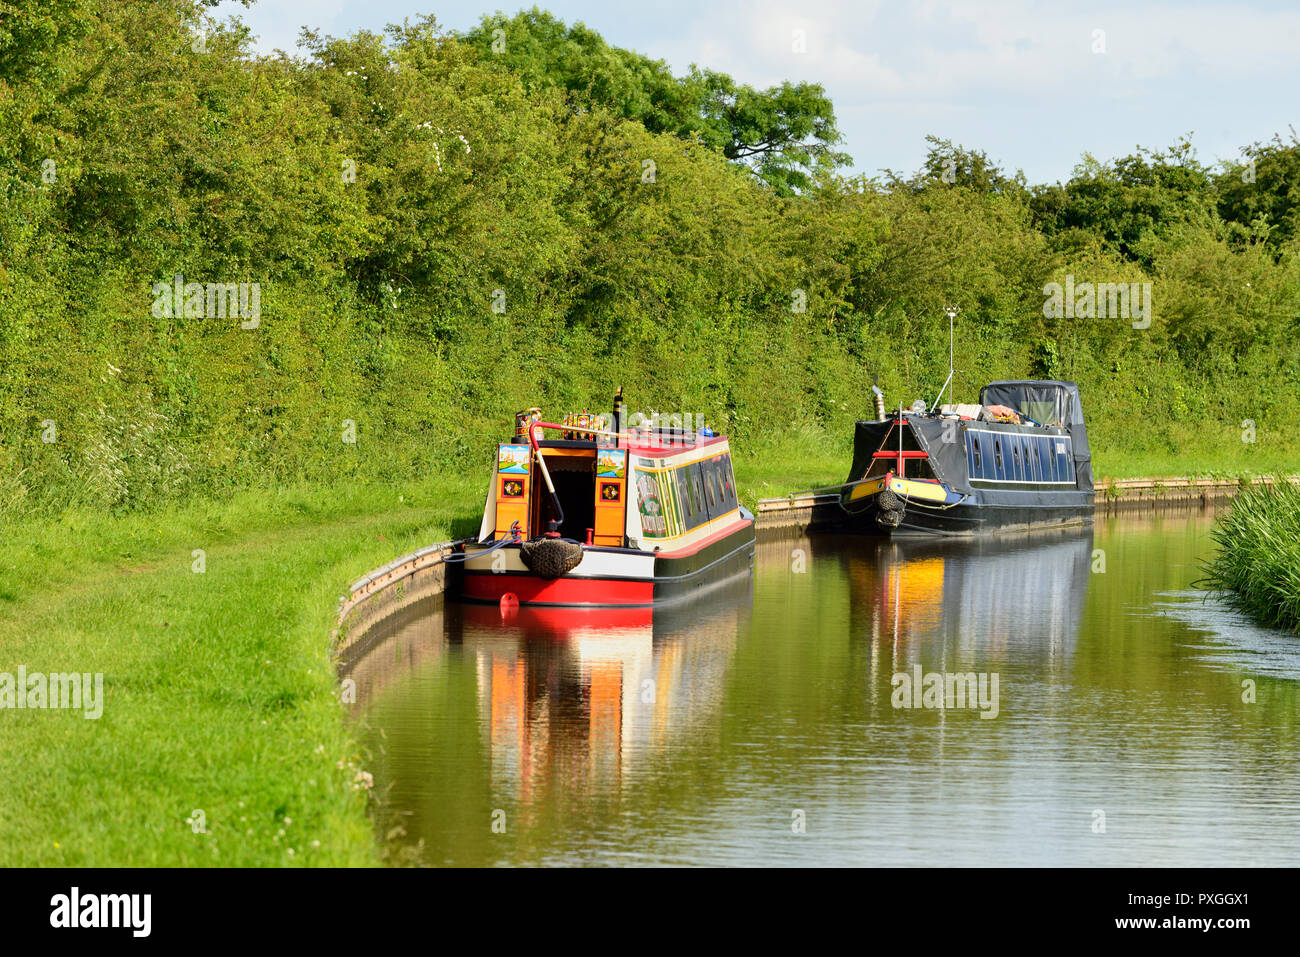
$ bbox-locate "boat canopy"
[846,379,1093,494]
[980,381,1082,429]
[844,418,974,492]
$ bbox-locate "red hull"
[462,572,654,607]
[459,603,654,631]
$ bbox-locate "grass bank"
[1202,482,1300,634]
[0,475,480,866]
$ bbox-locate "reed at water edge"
[1202,482,1300,634]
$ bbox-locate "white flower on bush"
[81,405,191,509]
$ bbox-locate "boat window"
[634,469,670,538]
[672,467,693,531]
[1031,439,1042,482]
[1011,439,1022,481]
[717,456,737,511]
[968,432,981,477]
[664,470,683,535]
[980,432,995,481]
[1054,438,1072,484]
[687,466,703,526]
[994,438,1005,479]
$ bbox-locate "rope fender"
[520,538,584,579]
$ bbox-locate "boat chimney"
[872,375,886,422]
[612,385,624,446]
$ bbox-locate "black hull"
[652,523,756,601]
[839,493,1094,537]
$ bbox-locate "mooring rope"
[440,523,523,563]
[440,525,593,563]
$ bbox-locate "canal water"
[344,509,1300,866]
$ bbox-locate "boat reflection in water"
[855,529,1093,660]
[758,526,1094,683]
[346,568,753,863]
[450,570,752,808]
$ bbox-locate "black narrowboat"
[839,380,1095,536]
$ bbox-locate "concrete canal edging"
[332,541,460,660]
[1091,476,1300,512]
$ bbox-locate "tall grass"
[1203,482,1300,633]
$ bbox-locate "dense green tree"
[460,8,849,194]
[1029,139,1217,266]
[1215,130,1300,248]
[885,136,1027,199]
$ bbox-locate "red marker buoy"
[499,592,519,618]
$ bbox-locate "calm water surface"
[345,510,1300,866]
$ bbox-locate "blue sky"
[209,0,1300,185]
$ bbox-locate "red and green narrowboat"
[456,390,755,607]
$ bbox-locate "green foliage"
[0,0,93,85]
[1,1,1298,523]
[887,136,1028,199]
[1029,139,1219,266]
[460,8,850,194]
[1216,129,1300,249]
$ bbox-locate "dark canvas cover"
[845,420,893,492]
[979,380,1093,489]
[844,417,975,494]
[909,417,975,493]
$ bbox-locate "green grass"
[1093,445,1300,482]
[0,475,481,866]
[1202,482,1300,634]
[733,424,850,505]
